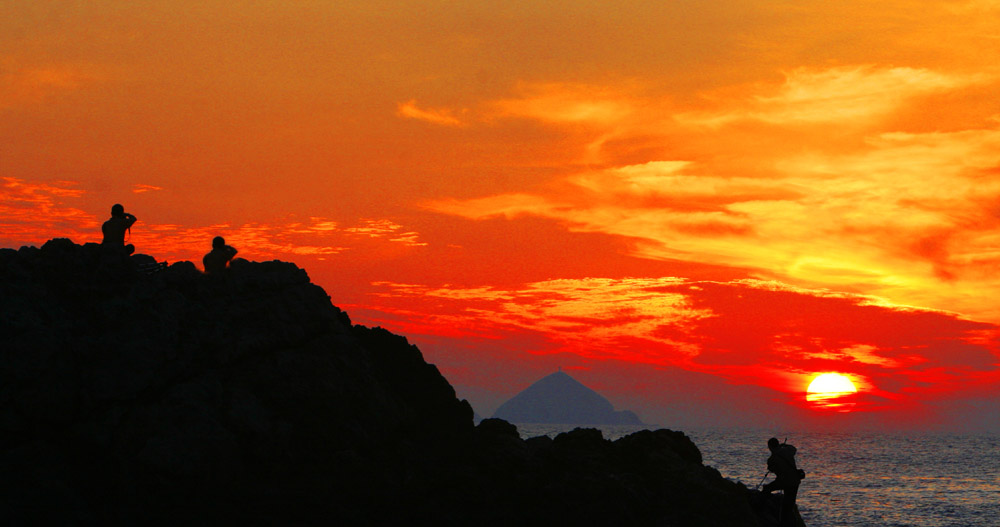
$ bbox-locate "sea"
[515,424,1000,527]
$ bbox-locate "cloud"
[424,120,1000,323]
[141,221,352,261]
[367,277,708,364]
[427,193,568,221]
[0,178,96,244]
[344,218,428,247]
[489,82,638,125]
[396,99,465,126]
[364,277,999,419]
[770,128,1000,306]
[131,184,163,194]
[398,82,640,136]
[0,177,427,267]
[678,65,987,127]
[133,216,429,264]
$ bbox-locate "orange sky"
[4,1,1000,431]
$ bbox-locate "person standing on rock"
[203,236,238,274]
[762,437,804,527]
[102,204,138,255]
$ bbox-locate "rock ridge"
[0,239,801,526]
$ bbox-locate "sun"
[806,373,858,411]
[807,373,857,395]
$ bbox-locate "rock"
[0,239,803,526]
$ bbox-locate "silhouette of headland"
[0,238,804,526]
[494,370,645,425]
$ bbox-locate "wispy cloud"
[345,218,428,247]
[489,82,639,125]
[396,99,465,127]
[134,216,429,264]
[0,177,96,243]
[679,66,987,127]
[1,178,428,266]
[405,57,1000,335]
[131,184,163,194]
[369,277,706,362]
[365,277,999,413]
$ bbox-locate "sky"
[3,1,1000,432]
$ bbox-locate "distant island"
[0,239,802,526]
[494,370,645,425]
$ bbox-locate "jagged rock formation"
[494,371,644,425]
[0,239,802,526]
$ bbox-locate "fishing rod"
[754,470,770,491]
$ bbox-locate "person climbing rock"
[762,437,804,526]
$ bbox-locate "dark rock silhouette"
[494,370,645,425]
[0,238,803,526]
[750,489,807,527]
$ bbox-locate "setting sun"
[807,373,858,395]
[806,373,859,412]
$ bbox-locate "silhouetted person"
[102,203,137,255]
[203,236,238,274]
[763,437,803,527]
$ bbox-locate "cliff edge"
[0,239,802,526]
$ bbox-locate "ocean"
[515,424,1000,527]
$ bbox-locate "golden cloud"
[424,118,1000,323]
[678,65,988,127]
[0,178,95,245]
[371,277,708,363]
[396,99,465,127]
[132,184,163,194]
[489,82,638,125]
[0,178,428,268]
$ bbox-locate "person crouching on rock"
[102,203,138,255]
[763,437,804,527]
[203,236,238,274]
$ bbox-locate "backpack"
[776,444,806,480]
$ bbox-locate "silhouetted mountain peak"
[494,370,644,425]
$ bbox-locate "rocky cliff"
[0,239,802,526]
